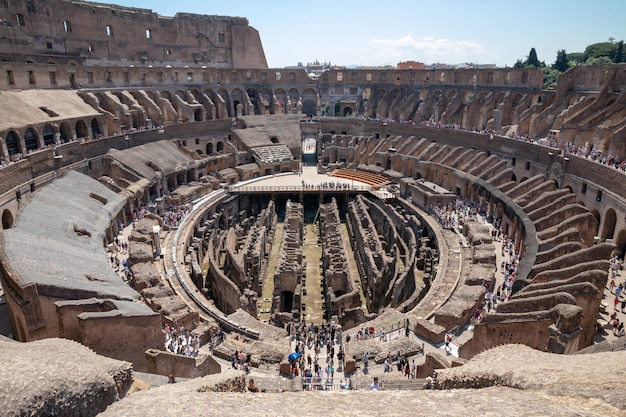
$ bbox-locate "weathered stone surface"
[413,317,446,344]
[0,338,131,417]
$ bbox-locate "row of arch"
[2,118,102,157]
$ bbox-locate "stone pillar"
[493,108,502,131]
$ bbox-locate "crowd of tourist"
[159,202,193,228]
[428,199,491,230]
[231,350,253,373]
[290,321,346,390]
[164,323,201,357]
[300,180,353,190]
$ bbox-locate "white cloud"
[366,33,487,65]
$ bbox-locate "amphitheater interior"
[0,1,625,416]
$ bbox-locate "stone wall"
[0,0,267,68]
[319,198,361,322]
[145,349,221,379]
[272,200,303,320]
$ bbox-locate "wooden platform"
[329,168,390,190]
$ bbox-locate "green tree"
[582,56,613,66]
[553,49,569,72]
[613,40,624,63]
[542,67,561,89]
[513,59,524,68]
[527,47,540,67]
[567,52,585,65]
[583,42,613,61]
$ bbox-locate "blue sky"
[108,0,625,68]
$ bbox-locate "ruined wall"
[319,198,360,321]
[145,349,221,378]
[77,309,162,372]
[273,200,303,317]
[0,0,267,68]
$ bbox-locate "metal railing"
[229,185,372,193]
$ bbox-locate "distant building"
[397,61,425,70]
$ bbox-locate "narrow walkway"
[302,223,324,323]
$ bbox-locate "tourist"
[445,334,452,352]
[248,378,259,393]
[370,376,384,391]
[168,374,176,384]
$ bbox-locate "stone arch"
[206,142,214,155]
[2,208,13,229]
[601,208,617,241]
[161,90,173,101]
[246,87,259,115]
[520,176,528,183]
[216,141,224,152]
[590,209,601,236]
[5,130,21,155]
[303,99,317,116]
[189,88,201,101]
[90,118,101,138]
[342,106,353,117]
[564,184,573,194]
[217,89,230,117]
[42,124,55,146]
[288,88,299,103]
[273,88,287,114]
[511,93,524,108]
[193,108,203,121]
[259,87,273,115]
[614,229,626,259]
[75,120,88,139]
[231,88,245,116]
[24,127,39,152]
[59,122,72,142]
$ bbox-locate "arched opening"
[75,120,88,139]
[601,208,617,241]
[2,209,13,229]
[342,106,353,117]
[302,99,317,116]
[59,122,72,142]
[5,130,21,155]
[615,229,626,259]
[280,291,294,313]
[591,209,601,236]
[90,119,101,138]
[206,142,214,155]
[24,128,39,152]
[246,88,259,115]
[193,108,203,121]
[302,137,317,166]
[216,141,224,152]
[43,124,55,146]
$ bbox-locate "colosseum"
[0,1,625,416]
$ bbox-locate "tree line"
[513,39,625,89]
